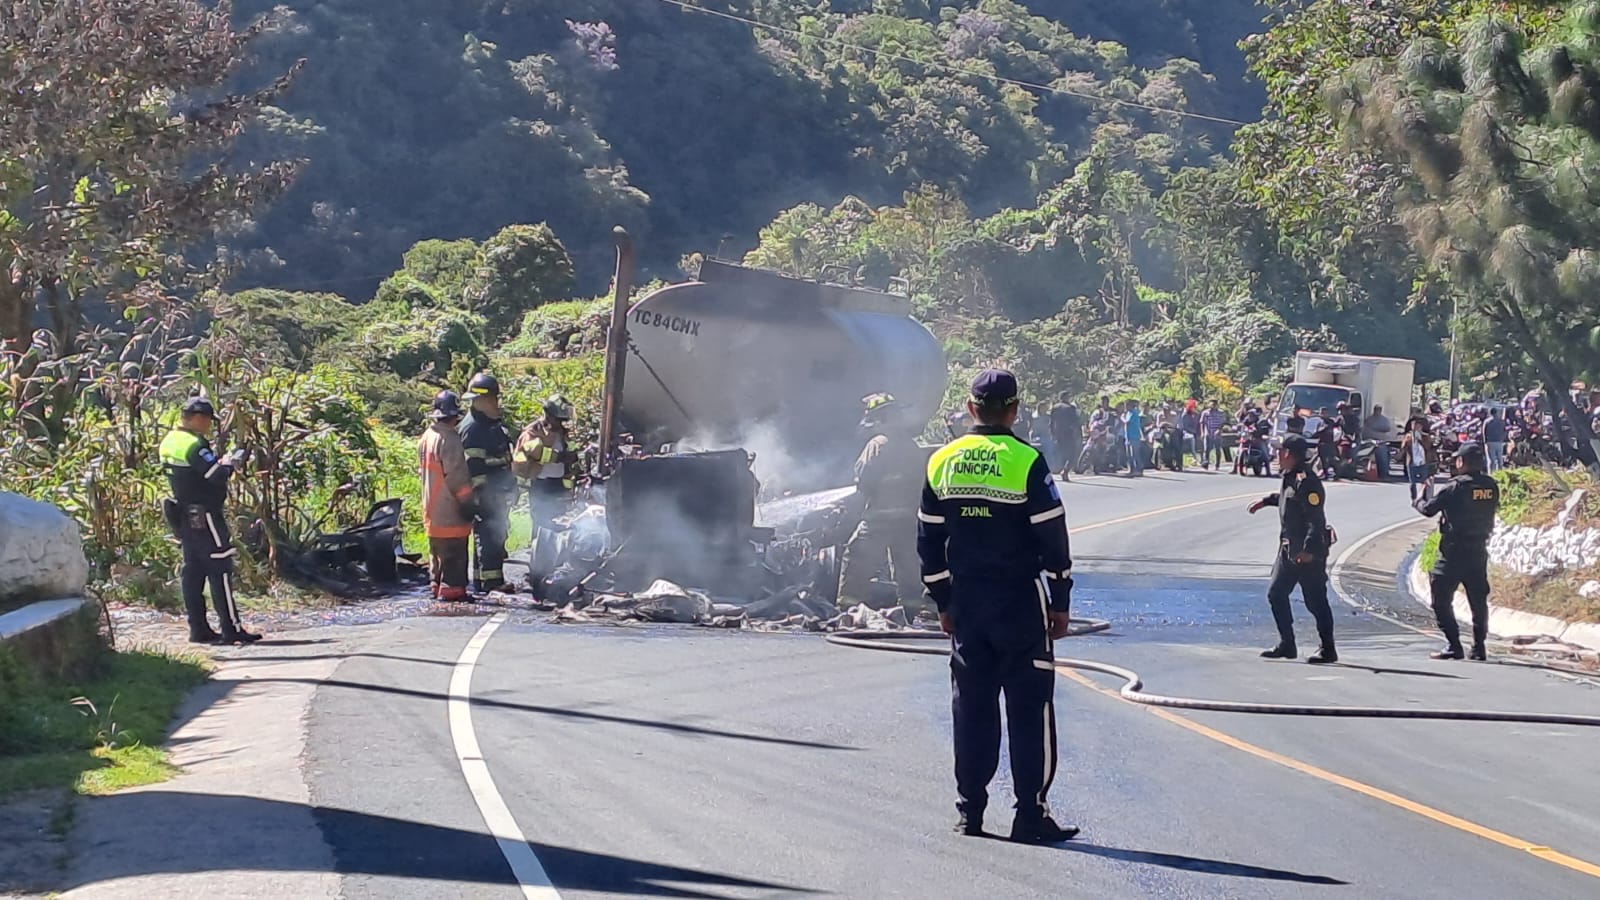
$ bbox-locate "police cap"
[1280,434,1313,460]
[181,396,215,418]
[1454,441,1487,463]
[970,369,1019,407]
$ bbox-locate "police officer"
[1248,434,1336,663]
[837,393,925,613]
[159,396,260,645]
[918,369,1078,844]
[459,372,515,593]
[1414,441,1498,660]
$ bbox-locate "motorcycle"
[1235,432,1269,476]
[1074,427,1116,475]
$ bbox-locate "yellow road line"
[1057,668,1600,880]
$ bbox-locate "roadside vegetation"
[0,646,209,797]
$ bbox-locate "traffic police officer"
[460,372,515,593]
[159,396,260,645]
[1414,441,1499,660]
[1248,434,1337,663]
[918,369,1078,844]
[837,392,926,613]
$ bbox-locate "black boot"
[1468,643,1487,661]
[1260,643,1297,659]
[218,627,263,645]
[1430,644,1464,660]
[1010,813,1080,844]
[954,810,984,837]
[1306,645,1338,664]
[188,629,221,644]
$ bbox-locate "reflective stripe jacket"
[854,433,924,516]
[916,426,1073,614]
[159,428,231,509]
[420,421,474,538]
[512,418,574,489]
[458,410,515,498]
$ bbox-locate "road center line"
[1057,668,1600,880]
[450,612,562,899]
[1068,491,1266,534]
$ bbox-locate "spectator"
[1363,405,1394,480]
[1304,407,1325,439]
[1123,400,1145,477]
[1401,416,1437,501]
[1050,393,1082,480]
[1179,403,1201,460]
[1200,399,1227,469]
[1033,400,1056,466]
[1484,407,1508,472]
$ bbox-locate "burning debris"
[527,448,926,632]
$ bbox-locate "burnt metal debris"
[529,449,930,632]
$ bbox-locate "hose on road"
[825,623,1600,728]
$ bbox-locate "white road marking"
[450,613,562,899]
[1328,513,1436,636]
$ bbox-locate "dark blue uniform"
[1259,463,1336,659]
[918,425,1073,828]
[1416,469,1499,657]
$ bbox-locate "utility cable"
[825,626,1600,727]
[654,0,1249,127]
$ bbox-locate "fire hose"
[825,621,1600,728]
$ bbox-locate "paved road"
[90,469,1600,898]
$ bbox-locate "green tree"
[1330,5,1600,459]
[0,0,301,350]
[465,223,578,342]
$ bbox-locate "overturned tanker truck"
[547,233,946,618]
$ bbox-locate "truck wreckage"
[531,233,946,629]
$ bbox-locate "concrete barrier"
[0,491,101,679]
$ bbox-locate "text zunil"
[953,447,1003,478]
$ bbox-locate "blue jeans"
[1374,442,1391,480]
[1407,462,1430,501]
[1127,436,1143,474]
[1486,441,1506,472]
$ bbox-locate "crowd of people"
[941,384,1600,490]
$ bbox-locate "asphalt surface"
[283,470,1598,897]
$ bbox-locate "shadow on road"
[219,652,457,667]
[255,676,859,751]
[1329,661,1465,679]
[67,792,816,898]
[1056,841,1349,885]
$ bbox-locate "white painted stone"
[0,598,92,640]
[0,491,89,603]
[1580,580,1600,600]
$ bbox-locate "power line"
[653,0,1249,127]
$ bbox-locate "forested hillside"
[14,0,1600,604]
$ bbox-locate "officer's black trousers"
[1430,550,1490,649]
[472,499,509,590]
[1265,553,1335,650]
[177,508,241,637]
[949,579,1057,821]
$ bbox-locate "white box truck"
[1272,352,1416,444]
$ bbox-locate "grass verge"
[0,649,209,798]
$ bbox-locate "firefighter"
[459,372,516,593]
[512,395,579,591]
[158,396,260,644]
[1414,442,1499,660]
[919,369,1078,844]
[1248,434,1337,663]
[836,393,926,613]
[420,390,476,601]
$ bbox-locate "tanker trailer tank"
[619,260,946,494]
